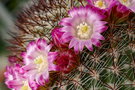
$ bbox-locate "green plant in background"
[1,0,28,12]
[3,0,135,90]
[0,0,29,89]
[0,0,29,53]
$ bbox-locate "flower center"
[34,55,48,73]
[122,0,128,3]
[77,22,92,40]
[119,0,130,6]
[21,81,31,90]
[94,0,106,9]
[21,86,29,90]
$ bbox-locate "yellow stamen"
[77,22,92,39]
[94,0,106,9]
[97,0,103,7]
[21,86,29,90]
[34,56,48,73]
[34,57,43,64]
[81,26,89,33]
[123,0,127,3]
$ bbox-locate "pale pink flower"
[87,0,117,9]
[22,39,58,85]
[4,64,38,90]
[60,6,108,52]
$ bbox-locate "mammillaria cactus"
[5,0,135,90]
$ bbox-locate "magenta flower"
[51,28,67,48]
[104,0,131,23]
[117,0,135,12]
[60,6,108,52]
[22,39,58,85]
[86,0,131,23]
[4,64,38,90]
[56,49,79,74]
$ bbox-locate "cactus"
[5,0,135,90]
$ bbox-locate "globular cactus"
[5,0,135,90]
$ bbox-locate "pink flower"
[86,0,131,23]
[87,0,116,10]
[22,39,58,85]
[60,6,108,52]
[105,0,131,23]
[56,49,79,74]
[4,64,38,90]
[117,0,135,12]
[51,28,67,48]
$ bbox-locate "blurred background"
[0,0,29,89]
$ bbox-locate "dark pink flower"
[51,28,67,48]
[117,0,135,12]
[86,0,131,23]
[105,1,131,23]
[55,49,79,74]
